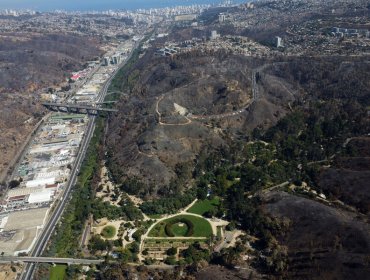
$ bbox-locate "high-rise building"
[211,30,220,40]
[103,57,110,66]
[276,36,283,48]
[112,55,121,65]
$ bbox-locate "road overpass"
[95,101,117,105]
[42,102,118,114]
[0,256,104,265]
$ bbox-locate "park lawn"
[187,197,220,216]
[171,222,189,236]
[148,214,213,238]
[50,264,67,280]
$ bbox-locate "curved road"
[154,63,279,125]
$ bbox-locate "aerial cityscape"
[0,0,369,279]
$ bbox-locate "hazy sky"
[0,0,235,11]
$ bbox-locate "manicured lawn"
[187,197,220,216]
[101,225,116,239]
[50,265,66,280]
[148,214,213,238]
[171,222,189,236]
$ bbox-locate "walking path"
[145,236,207,240]
[138,199,229,261]
[154,63,280,126]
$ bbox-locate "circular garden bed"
[165,218,194,237]
[101,225,116,239]
[148,214,213,238]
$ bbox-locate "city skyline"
[0,0,242,11]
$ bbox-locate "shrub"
[101,225,116,239]
[167,247,177,256]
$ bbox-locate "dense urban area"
[0,0,369,280]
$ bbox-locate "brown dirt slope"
[196,265,262,280]
[318,137,370,215]
[0,32,102,92]
[264,191,370,280]
[107,51,295,189]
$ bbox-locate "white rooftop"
[27,190,52,204]
[7,186,44,198]
[26,177,56,188]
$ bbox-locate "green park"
[148,214,213,238]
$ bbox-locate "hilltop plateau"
[106,50,295,190]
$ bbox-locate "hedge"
[165,218,194,237]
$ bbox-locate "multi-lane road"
[20,113,97,280]
[20,41,140,280]
[1,256,103,266]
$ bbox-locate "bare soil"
[263,191,370,280]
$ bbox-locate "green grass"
[101,225,116,239]
[50,265,67,280]
[187,197,220,216]
[148,214,213,238]
[171,222,189,236]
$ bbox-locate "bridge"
[0,256,104,265]
[42,102,118,114]
[95,101,117,105]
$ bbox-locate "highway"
[20,41,140,280]
[20,113,97,280]
[1,256,103,265]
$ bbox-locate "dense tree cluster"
[262,100,368,162]
[140,191,195,215]
[91,195,143,221]
[181,243,211,264]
